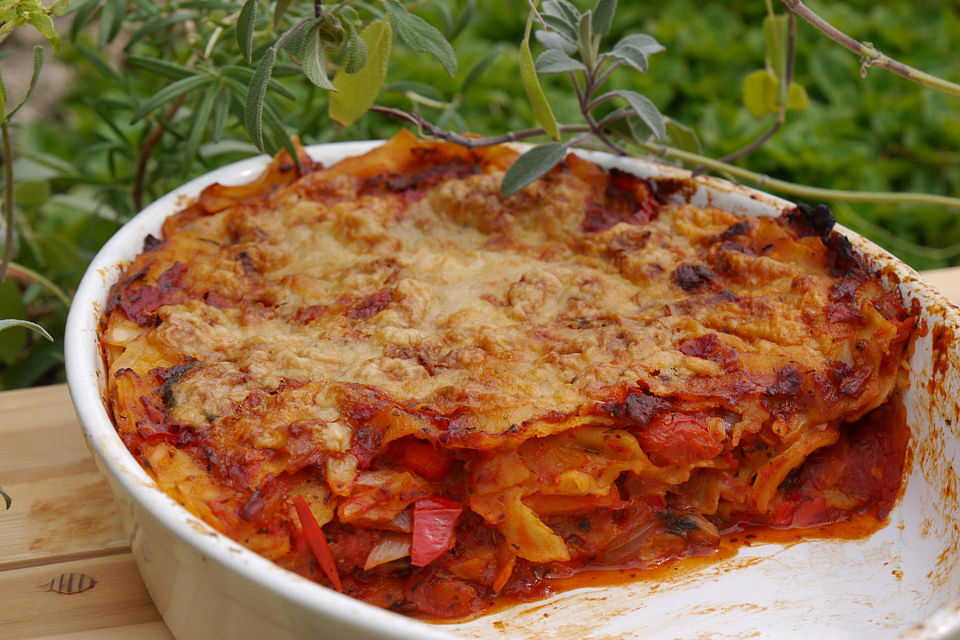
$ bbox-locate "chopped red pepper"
[293,495,343,592]
[399,439,455,482]
[411,496,463,567]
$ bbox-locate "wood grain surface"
[0,268,957,640]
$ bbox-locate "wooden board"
[2,268,958,639]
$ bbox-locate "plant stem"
[782,0,960,97]
[0,120,14,283]
[634,139,960,210]
[719,12,796,163]
[7,262,71,308]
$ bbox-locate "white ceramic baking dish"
[64,140,960,640]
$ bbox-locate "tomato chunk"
[293,496,343,592]
[411,496,462,566]
[399,439,455,482]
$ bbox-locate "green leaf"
[519,11,559,140]
[385,81,445,101]
[301,22,336,90]
[0,318,53,342]
[577,10,593,64]
[612,33,664,59]
[0,485,10,509]
[535,49,585,74]
[742,68,778,118]
[459,44,502,92]
[244,46,277,150]
[98,0,123,50]
[127,55,194,80]
[342,20,368,74]
[535,29,576,55]
[329,20,392,127]
[0,281,28,366]
[273,0,294,30]
[611,90,664,140]
[130,73,210,124]
[6,47,44,120]
[542,0,581,27]
[211,86,230,141]
[71,0,101,41]
[382,0,456,77]
[223,65,297,100]
[541,14,577,44]
[501,142,567,196]
[237,0,258,64]
[606,34,664,74]
[592,0,616,37]
[763,14,789,81]
[280,17,314,58]
[787,81,811,111]
[182,87,218,176]
[446,0,474,42]
[665,118,702,154]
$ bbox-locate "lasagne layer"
[102,132,913,619]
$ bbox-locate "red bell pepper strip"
[399,439,455,482]
[411,496,463,567]
[293,495,343,593]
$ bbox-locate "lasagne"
[101,131,913,619]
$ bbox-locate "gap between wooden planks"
[0,269,957,640]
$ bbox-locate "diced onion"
[363,532,411,570]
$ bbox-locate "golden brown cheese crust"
[101,131,913,618]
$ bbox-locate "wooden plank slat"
[921,267,960,305]
[0,552,171,640]
[0,385,127,570]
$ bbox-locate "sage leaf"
[542,0,580,27]
[742,68,778,117]
[130,73,210,124]
[612,33,664,59]
[182,87,218,176]
[6,46,44,120]
[665,118,702,154]
[611,90,664,140]
[577,10,593,66]
[7,45,44,118]
[592,0,616,37]
[342,21,368,74]
[501,142,567,196]
[535,49,585,74]
[244,46,277,150]
[237,0,258,64]
[535,29,576,55]
[541,15,577,44]
[383,0,456,77]
[329,20,392,126]
[280,18,314,59]
[301,22,336,90]
[520,11,559,140]
[0,318,53,342]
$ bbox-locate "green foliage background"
[3,0,960,388]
